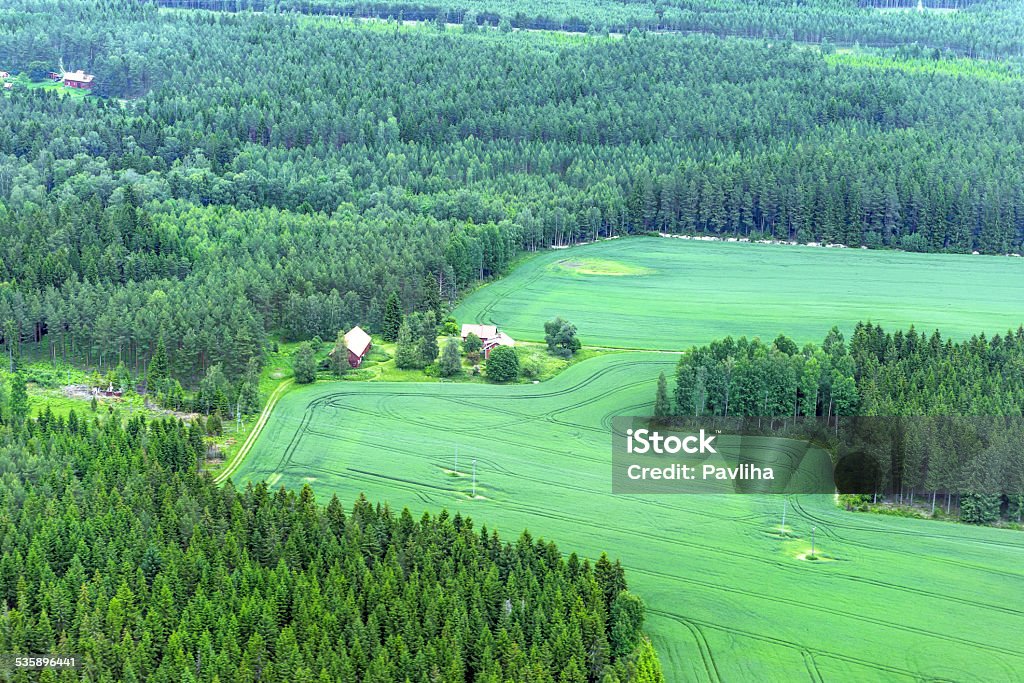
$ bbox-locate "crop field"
[236,353,1024,682]
[453,238,1024,349]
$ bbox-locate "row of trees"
[671,323,1024,522]
[149,0,1024,57]
[0,9,1022,392]
[0,409,664,681]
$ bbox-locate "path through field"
[234,354,1024,682]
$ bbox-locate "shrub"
[486,346,519,382]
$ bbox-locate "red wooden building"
[344,326,373,368]
[62,70,95,89]
[460,324,515,359]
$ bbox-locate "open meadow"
[453,238,1024,349]
[236,353,1024,682]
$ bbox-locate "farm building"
[343,326,372,368]
[461,323,515,359]
[62,70,94,89]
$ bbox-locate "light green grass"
[453,237,1024,350]
[236,353,1024,682]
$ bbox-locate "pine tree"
[382,293,403,342]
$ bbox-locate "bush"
[486,346,519,382]
[293,343,317,384]
[520,355,543,379]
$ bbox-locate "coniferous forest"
[0,412,660,681]
[1,2,1024,396]
[674,323,1024,523]
[0,0,1023,680]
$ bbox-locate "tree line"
[672,322,1024,523]
[151,0,1024,58]
[0,409,664,681]
[0,6,1021,395]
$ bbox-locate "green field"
[236,354,1024,682]
[454,238,1024,349]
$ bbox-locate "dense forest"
[0,3,1023,398]
[149,0,1024,58]
[0,410,661,681]
[673,323,1024,523]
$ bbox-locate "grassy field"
[235,353,1024,682]
[453,238,1024,349]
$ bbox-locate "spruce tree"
[382,293,403,342]
[148,336,169,388]
[419,311,439,365]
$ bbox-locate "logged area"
[455,238,1024,349]
[238,353,1024,682]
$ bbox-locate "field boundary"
[214,378,293,485]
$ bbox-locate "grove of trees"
[0,409,663,681]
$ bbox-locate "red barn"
[62,70,94,89]
[344,326,372,368]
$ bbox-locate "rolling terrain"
[236,353,1024,682]
[454,238,1024,349]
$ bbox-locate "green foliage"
[545,317,581,358]
[439,337,462,376]
[7,373,28,423]
[147,336,169,385]
[205,412,222,435]
[653,372,670,418]
[960,493,1001,524]
[485,345,519,382]
[0,412,651,681]
[241,351,1023,682]
[394,319,420,369]
[292,343,318,384]
[382,292,403,342]
[610,592,646,659]
[331,330,350,376]
[463,332,483,355]
[418,311,439,365]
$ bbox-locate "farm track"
[266,377,1024,623]
[239,353,1024,681]
[214,378,292,485]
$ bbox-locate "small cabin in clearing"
[62,70,94,89]
[460,323,515,359]
[343,326,372,368]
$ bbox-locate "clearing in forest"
[454,237,1024,350]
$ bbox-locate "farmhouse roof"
[344,326,372,356]
[461,324,497,340]
[486,331,515,348]
[63,70,94,83]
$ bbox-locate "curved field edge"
[452,237,1024,351]
[214,378,294,485]
[235,353,1024,682]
